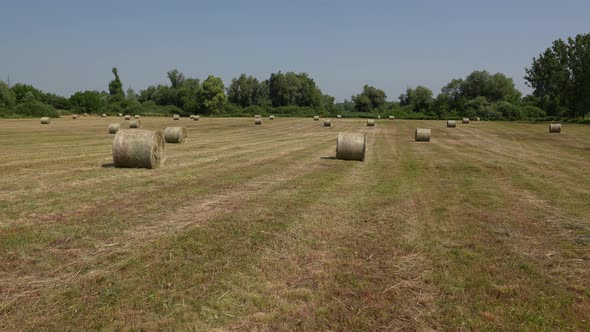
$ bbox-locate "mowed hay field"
[0,117,589,330]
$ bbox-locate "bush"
[14,101,59,117]
[520,105,546,119]
[493,101,521,121]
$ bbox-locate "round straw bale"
[367,119,375,127]
[193,115,200,121]
[475,117,481,121]
[112,129,165,169]
[462,118,470,124]
[129,119,142,128]
[269,115,275,120]
[447,120,456,128]
[314,116,319,121]
[255,115,261,118]
[83,113,88,117]
[337,114,342,118]
[173,114,180,120]
[164,127,187,143]
[135,115,140,119]
[108,123,121,134]
[118,113,123,117]
[549,123,561,133]
[336,132,366,161]
[40,117,51,124]
[377,115,381,119]
[389,115,395,120]
[189,115,194,119]
[125,115,131,120]
[72,114,78,119]
[324,119,332,127]
[102,113,107,118]
[415,128,431,142]
[255,118,263,125]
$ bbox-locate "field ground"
[0,117,589,330]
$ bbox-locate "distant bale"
[118,113,123,117]
[125,115,131,120]
[255,115,261,118]
[269,115,275,120]
[164,127,187,143]
[549,123,562,133]
[83,113,88,117]
[314,116,320,121]
[189,115,194,119]
[129,119,142,128]
[173,114,180,120]
[40,117,51,124]
[324,119,332,127]
[377,115,381,119]
[108,123,121,134]
[389,115,395,120]
[336,132,366,161]
[135,115,140,119]
[255,118,263,125]
[72,114,78,119]
[447,120,456,128]
[337,114,342,118]
[475,117,481,121]
[112,129,165,169]
[367,119,375,127]
[102,113,107,118]
[462,118,470,124]
[415,128,431,142]
[193,115,200,121]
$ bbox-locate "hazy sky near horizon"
[1,0,588,101]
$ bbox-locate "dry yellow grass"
[0,117,588,330]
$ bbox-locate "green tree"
[525,33,590,118]
[0,81,16,110]
[399,86,433,112]
[108,67,125,103]
[352,85,386,112]
[227,74,260,108]
[69,90,106,114]
[197,75,227,114]
[167,69,186,89]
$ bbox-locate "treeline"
[1,33,588,121]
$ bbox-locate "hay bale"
[475,117,481,121]
[125,115,131,120]
[129,119,142,128]
[336,132,366,161]
[40,117,51,124]
[112,129,165,169]
[377,115,381,119]
[389,115,395,120]
[415,128,431,142]
[135,115,140,119]
[324,119,332,127]
[102,113,107,118]
[173,114,180,120]
[164,127,187,143]
[108,123,121,134]
[447,120,456,128]
[367,119,375,127]
[189,115,194,119]
[314,116,319,121]
[269,115,275,120]
[549,123,562,133]
[83,113,88,117]
[193,115,200,121]
[72,114,78,119]
[118,113,123,117]
[337,114,342,118]
[462,118,470,124]
[255,115,261,118]
[255,118,263,125]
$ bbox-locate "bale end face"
[72,114,78,119]
[367,119,375,127]
[336,132,366,161]
[112,129,165,169]
[164,127,187,143]
[447,120,457,128]
[415,128,431,142]
[549,124,562,133]
[255,118,263,125]
[323,120,332,127]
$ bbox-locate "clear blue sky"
[1,0,588,101]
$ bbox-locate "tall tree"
[197,75,227,114]
[167,69,186,89]
[352,85,386,112]
[108,67,125,102]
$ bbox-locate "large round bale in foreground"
[164,127,187,143]
[269,115,275,120]
[324,119,332,127]
[549,123,562,133]
[40,117,51,124]
[108,123,121,134]
[389,115,395,120]
[367,119,375,127]
[415,128,431,142]
[112,129,165,169]
[447,120,456,128]
[124,115,131,120]
[173,114,180,120]
[129,119,142,128]
[336,132,366,161]
[462,118,470,124]
[255,118,263,125]
[314,116,319,121]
